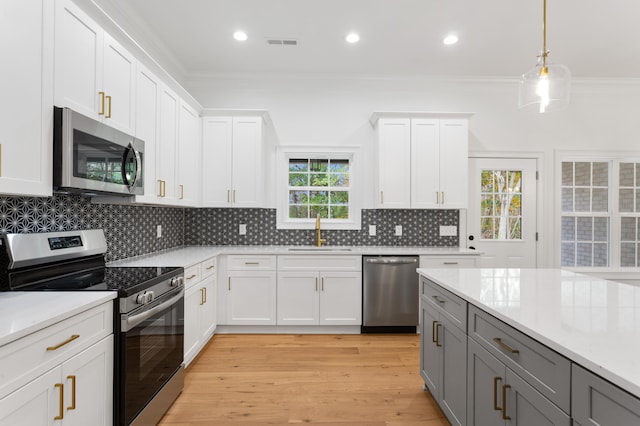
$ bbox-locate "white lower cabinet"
[0,302,113,426]
[183,257,217,367]
[225,256,277,325]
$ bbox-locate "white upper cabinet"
[177,101,201,206]
[0,0,53,197]
[201,113,267,208]
[371,112,472,209]
[54,0,136,135]
[156,85,179,205]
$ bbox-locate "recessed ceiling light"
[345,33,360,43]
[443,34,458,45]
[233,31,248,41]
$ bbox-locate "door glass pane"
[479,169,523,240]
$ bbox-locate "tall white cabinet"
[371,112,472,209]
[201,112,269,208]
[0,0,53,197]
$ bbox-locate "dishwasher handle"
[365,257,418,265]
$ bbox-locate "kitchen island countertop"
[416,267,640,399]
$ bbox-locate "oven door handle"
[122,290,183,332]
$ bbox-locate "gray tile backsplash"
[0,195,459,262]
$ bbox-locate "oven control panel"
[48,235,83,250]
[136,291,155,305]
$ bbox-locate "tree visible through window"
[480,169,522,240]
[288,158,350,220]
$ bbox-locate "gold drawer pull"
[435,323,442,347]
[106,95,112,118]
[502,384,511,420]
[431,321,438,343]
[67,375,76,410]
[493,337,520,354]
[431,295,446,304]
[47,334,80,351]
[54,383,64,420]
[206,265,215,270]
[443,262,459,265]
[186,274,197,280]
[493,377,502,411]
[245,262,260,265]
[98,91,105,115]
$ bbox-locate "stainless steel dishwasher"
[362,255,419,333]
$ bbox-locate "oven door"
[117,287,184,425]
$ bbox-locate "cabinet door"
[376,118,411,208]
[319,272,362,325]
[0,366,60,426]
[54,0,103,120]
[277,271,319,325]
[201,116,233,207]
[438,119,468,208]
[505,369,570,426]
[177,101,201,206]
[440,315,467,426]
[227,271,276,325]
[231,117,263,207]
[62,336,113,426]
[133,64,160,202]
[572,364,640,426]
[420,301,440,397]
[410,119,440,208]
[0,0,53,197]
[184,282,203,367]
[156,85,179,204]
[102,33,135,134]
[467,338,506,426]
[201,276,217,338]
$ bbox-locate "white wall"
[186,75,640,267]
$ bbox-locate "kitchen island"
[417,267,640,425]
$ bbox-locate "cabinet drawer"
[228,255,276,271]
[183,264,202,288]
[468,305,571,412]
[278,255,361,271]
[420,277,467,332]
[419,256,476,268]
[201,257,217,278]
[0,302,113,398]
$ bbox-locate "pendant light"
[518,0,570,113]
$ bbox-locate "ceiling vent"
[266,38,298,46]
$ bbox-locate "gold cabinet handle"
[228,276,231,291]
[98,91,105,115]
[245,262,259,265]
[315,277,318,291]
[442,192,445,204]
[67,375,76,410]
[227,189,230,203]
[321,277,325,291]
[431,295,446,305]
[203,287,207,303]
[493,377,502,411]
[443,262,459,265]
[435,323,442,347]
[380,191,384,204]
[179,184,184,200]
[47,334,80,351]
[431,320,438,343]
[158,180,166,197]
[200,287,205,305]
[233,190,236,203]
[186,274,197,280]
[106,95,112,118]
[493,337,520,354]
[206,265,215,270]
[502,384,511,420]
[436,191,439,204]
[54,383,64,420]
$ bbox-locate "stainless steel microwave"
[53,106,144,196]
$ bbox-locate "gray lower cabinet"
[572,364,640,425]
[467,338,570,426]
[420,289,467,426]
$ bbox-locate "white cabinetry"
[54,0,135,134]
[371,112,471,209]
[177,101,201,206]
[277,256,361,326]
[201,113,268,207]
[155,85,179,204]
[0,302,113,426]
[0,0,53,197]
[224,256,277,325]
[183,257,217,367]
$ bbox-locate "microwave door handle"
[131,143,142,191]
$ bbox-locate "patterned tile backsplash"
[0,194,459,262]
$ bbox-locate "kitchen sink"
[287,247,352,252]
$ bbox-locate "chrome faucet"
[315,213,326,247]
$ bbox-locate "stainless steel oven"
[53,106,144,196]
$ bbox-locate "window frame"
[276,146,362,230]
[556,151,640,271]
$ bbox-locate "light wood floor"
[158,334,448,425]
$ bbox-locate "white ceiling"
[101,0,640,81]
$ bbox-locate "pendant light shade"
[517,0,570,113]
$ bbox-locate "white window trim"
[276,145,362,230]
[556,150,640,274]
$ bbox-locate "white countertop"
[416,268,640,399]
[0,292,116,347]
[108,245,479,268]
